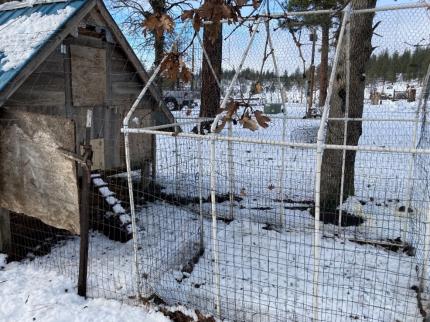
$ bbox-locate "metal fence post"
[338,6,352,230]
[227,120,235,221]
[122,57,167,300]
[198,121,205,254]
[208,18,261,318]
[175,125,180,195]
[404,64,430,241]
[313,7,350,321]
[210,134,221,317]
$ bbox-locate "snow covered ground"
[149,99,426,321]
[3,99,427,321]
[0,254,170,322]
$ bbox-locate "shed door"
[70,45,106,107]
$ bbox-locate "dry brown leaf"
[192,1,241,43]
[214,118,227,133]
[254,110,271,128]
[252,0,261,9]
[255,82,263,93]
[181,9,194,21]
[181,66,193,83]
[160,14,174,33]
[160,52,193,83]
[142,13,174,38]
[240,114,258,131]
[225,101,239,120]
[250,81,263,95]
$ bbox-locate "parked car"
[163,90,199,110]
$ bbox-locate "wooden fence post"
[0,208,11,254]
[78,110,92,297]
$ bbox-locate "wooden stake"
[78,109,92,297]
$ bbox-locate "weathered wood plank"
[70,45,106,107]
[6,70,66,107]
[65,35,106,50]
[0,110,80,234]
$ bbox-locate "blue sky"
[111,0,430,73]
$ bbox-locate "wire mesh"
[1,2,430,322]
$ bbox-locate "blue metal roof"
[0,0,87,92]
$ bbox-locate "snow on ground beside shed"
[6,99,423,321]
[23,204,420,321]
[0,5,76,71]
[0,254,171,322]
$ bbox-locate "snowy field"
[0,254,170,322]
[147,99,425,321]
[2,99,427,321]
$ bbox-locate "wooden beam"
[0,208,11,254]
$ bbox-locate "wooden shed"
[0,0,174,236]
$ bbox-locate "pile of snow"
[0,253,170,322]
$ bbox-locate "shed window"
[70,45,106,107]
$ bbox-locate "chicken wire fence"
[120,4,430,322]
[1,2,430,322]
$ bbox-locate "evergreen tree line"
[220,46,430,91]
[366,47,430,83]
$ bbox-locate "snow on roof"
[0,0,67,12]
[0,0,86,92]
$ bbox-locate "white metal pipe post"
[209,18,262,317]
[122,20,190,296]
[404,64,430,241]
[123,56,167,299]
[312,6,350,321]
[227,120,235,221]
[198,121,204,254]
[174,125,179,195]
[198,2,429,25]
[130,126,430,155]
[418,66,430,295]
[338,6,352,230]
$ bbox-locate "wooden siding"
[70,45,106,107]
[2,6,156,171]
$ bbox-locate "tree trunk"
[306,29,317,117]
[150,0,166,89]
[318,22,330,107]
[199,24,222,118]
[320,0,376,214]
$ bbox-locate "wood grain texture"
[0,110,80,234]
[70,45,106,107]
